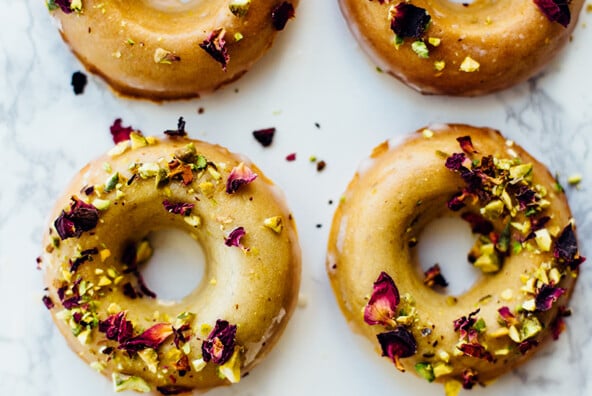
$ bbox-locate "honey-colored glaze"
[339,0,584,96]
[327,125,578,385]
[49,0,298,100]
[42,136,301,391]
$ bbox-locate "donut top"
[41,133,299,393]
[360,133,584,389]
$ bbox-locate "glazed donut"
[40,132,301,393]
[339,0,584,95]
[47,0,297,99]
[327,125,584,390]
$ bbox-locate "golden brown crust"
[339,0,584,96]
[42,136,301,392]
[50,0,298,100]
[327,125,580,386]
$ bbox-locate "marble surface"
[1,1,592,395]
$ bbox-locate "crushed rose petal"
[364,271,400,326]
[535,284,565,311]
[253,128,276,147]
[456,136,476,154]
[497,306,517,326]
[271,2,295,30]
[518,339,539,355]
[453,309,480,341]
[226,162,257,194]
[98,312,134,343]
[390,3,431,39]
[462,368,479,389]
[162,200,194,216]
[377,326,417,371]
[156,385,193,395]
[71,71,87,95]
[554,223,585,270]
[423,264,448,288]
[164,117,187,137]
[110,118,139,144]
[457,343,494,362]
[119,323,174,352]
[69,247,98,272]
[42,295,55,309]
[534,0,570,27]
[54,197,100,240]
[202,319,237,365]
[225,227,246,248]
[199,29,229,71]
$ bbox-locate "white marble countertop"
[1,1,592,395]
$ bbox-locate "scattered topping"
[71,71,87,95]
[459,56,480,72]
[423,264,448,288]
[461,368,479,389]
[567,173,582,186]
[534,0,570,27]
[316,160,327,172]
[389,3,431,39]
[162,200,194,216]
[99,312,133,343]
[154,48,181,64]
[414,362,435,382]
[457,136,475,154]
[42,295,55,309]
[226,162,257,194]
[364,272,399,327]
[271,2,295,30]
[156,386,193,395]
[110,118,139,144]
[457,343,494,362]
[286,153,296,161]
[54,197,100,240]
[434,60,446,71]
[263,216,283,233]
[202,319,237,365]
[411,41,429,58]
[164,117,187,137]
[535,284,565,311]
[119,323,174,352]
[200,29,229,71]
[253,128,276,147]
[229,0,251,16]
[225,227,246,248]
[218,347,242,383]
[554,223,585,270]
[112,373,151,393]
[377,326,418,371]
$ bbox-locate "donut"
[339,0,584,95]
[40,131,301,393]
[46,0,297,99]
[327,124,584,391]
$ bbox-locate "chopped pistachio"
[199,181,215,197]
[494,348,510,356]
[509,163,533,180]
[107,302,122,314]
[263,216,283,233]
[192,358,207,372]
[391,34,404,49]
[139,162,160,178]
[184,215,202,228]
[138,349,159,373]
[500,289,513,301]
[428,37,441,46]
[229,0,251,16]
[125,38,135,46]
[234,32,244,41]
[480,200,504,218]
[77,328,92,344]
[568,174,582,186]
[108,141,131,157]
[98,276,112,286]
[92,198,111,211]
[520,316,542,340]
[434,60,446,71]
[90,361,106,372]
[422,129,434,138]
[438,350,450,363]
[444,379,462,396]
[153,48,179,64]
[411,41,429,58]
[522,298,536,312]
[130,132,148,149]
[112,373,151,392]
[218,347,242,383]
[549,267,562,285]
[104,172,119,193]
[208,167,222,181]
[489,327,510,338]
[414,362,435,382]
[508,325,521,343]
[70,0,82,11]
[459,56,480,72]
[534,229,552,252]
[433,362,453,378]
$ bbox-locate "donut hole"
[139,228,206,302]
[415,216,480,296]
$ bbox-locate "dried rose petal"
[457,343,494,362]
[202,319,237,365]
[554,223,585,270]
[42,295,55,309]
[535,284,565,311]
[286,153,296,161]
[453,309,480,340]
[164,117,187,137]
[162,200,194,216]
[69,247,98,272]
[550,306,569,340]
[110,118,138,144]
[225,227,246,248]
[71,71,87,95]
[57,281,82,310]
[199,29,229,71]
[423,264,448,288]
[99,312,134,343]
[226,162,258,194]
[50,0,73,13]
[497,306,517,326]
[364,272,400,326]
[461,212,493,235]
[457,136,476,154]
[534,0,570,27]
[271,2,295,30]
[515,185,537,210]
[462,368,479,390]
[517,339,539,355]
[390,3,431,39]
[377,326,417,371]
[445,152,467,172]
[119,323,174,352]
[253,128,276,147]
[157,385,193,395]
[54,197,99,240]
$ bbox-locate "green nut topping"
[414,362,435,382]
[112,373,151,393]
[229,0,251,17]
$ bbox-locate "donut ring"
[41,133,301,393]
[47,0,297,99]
[339,0,584,95]
[327,125,584,389]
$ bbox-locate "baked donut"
[327,124,584,391]
[46,0,297,99]
[339,0,584,95]
[40,132,301,393]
